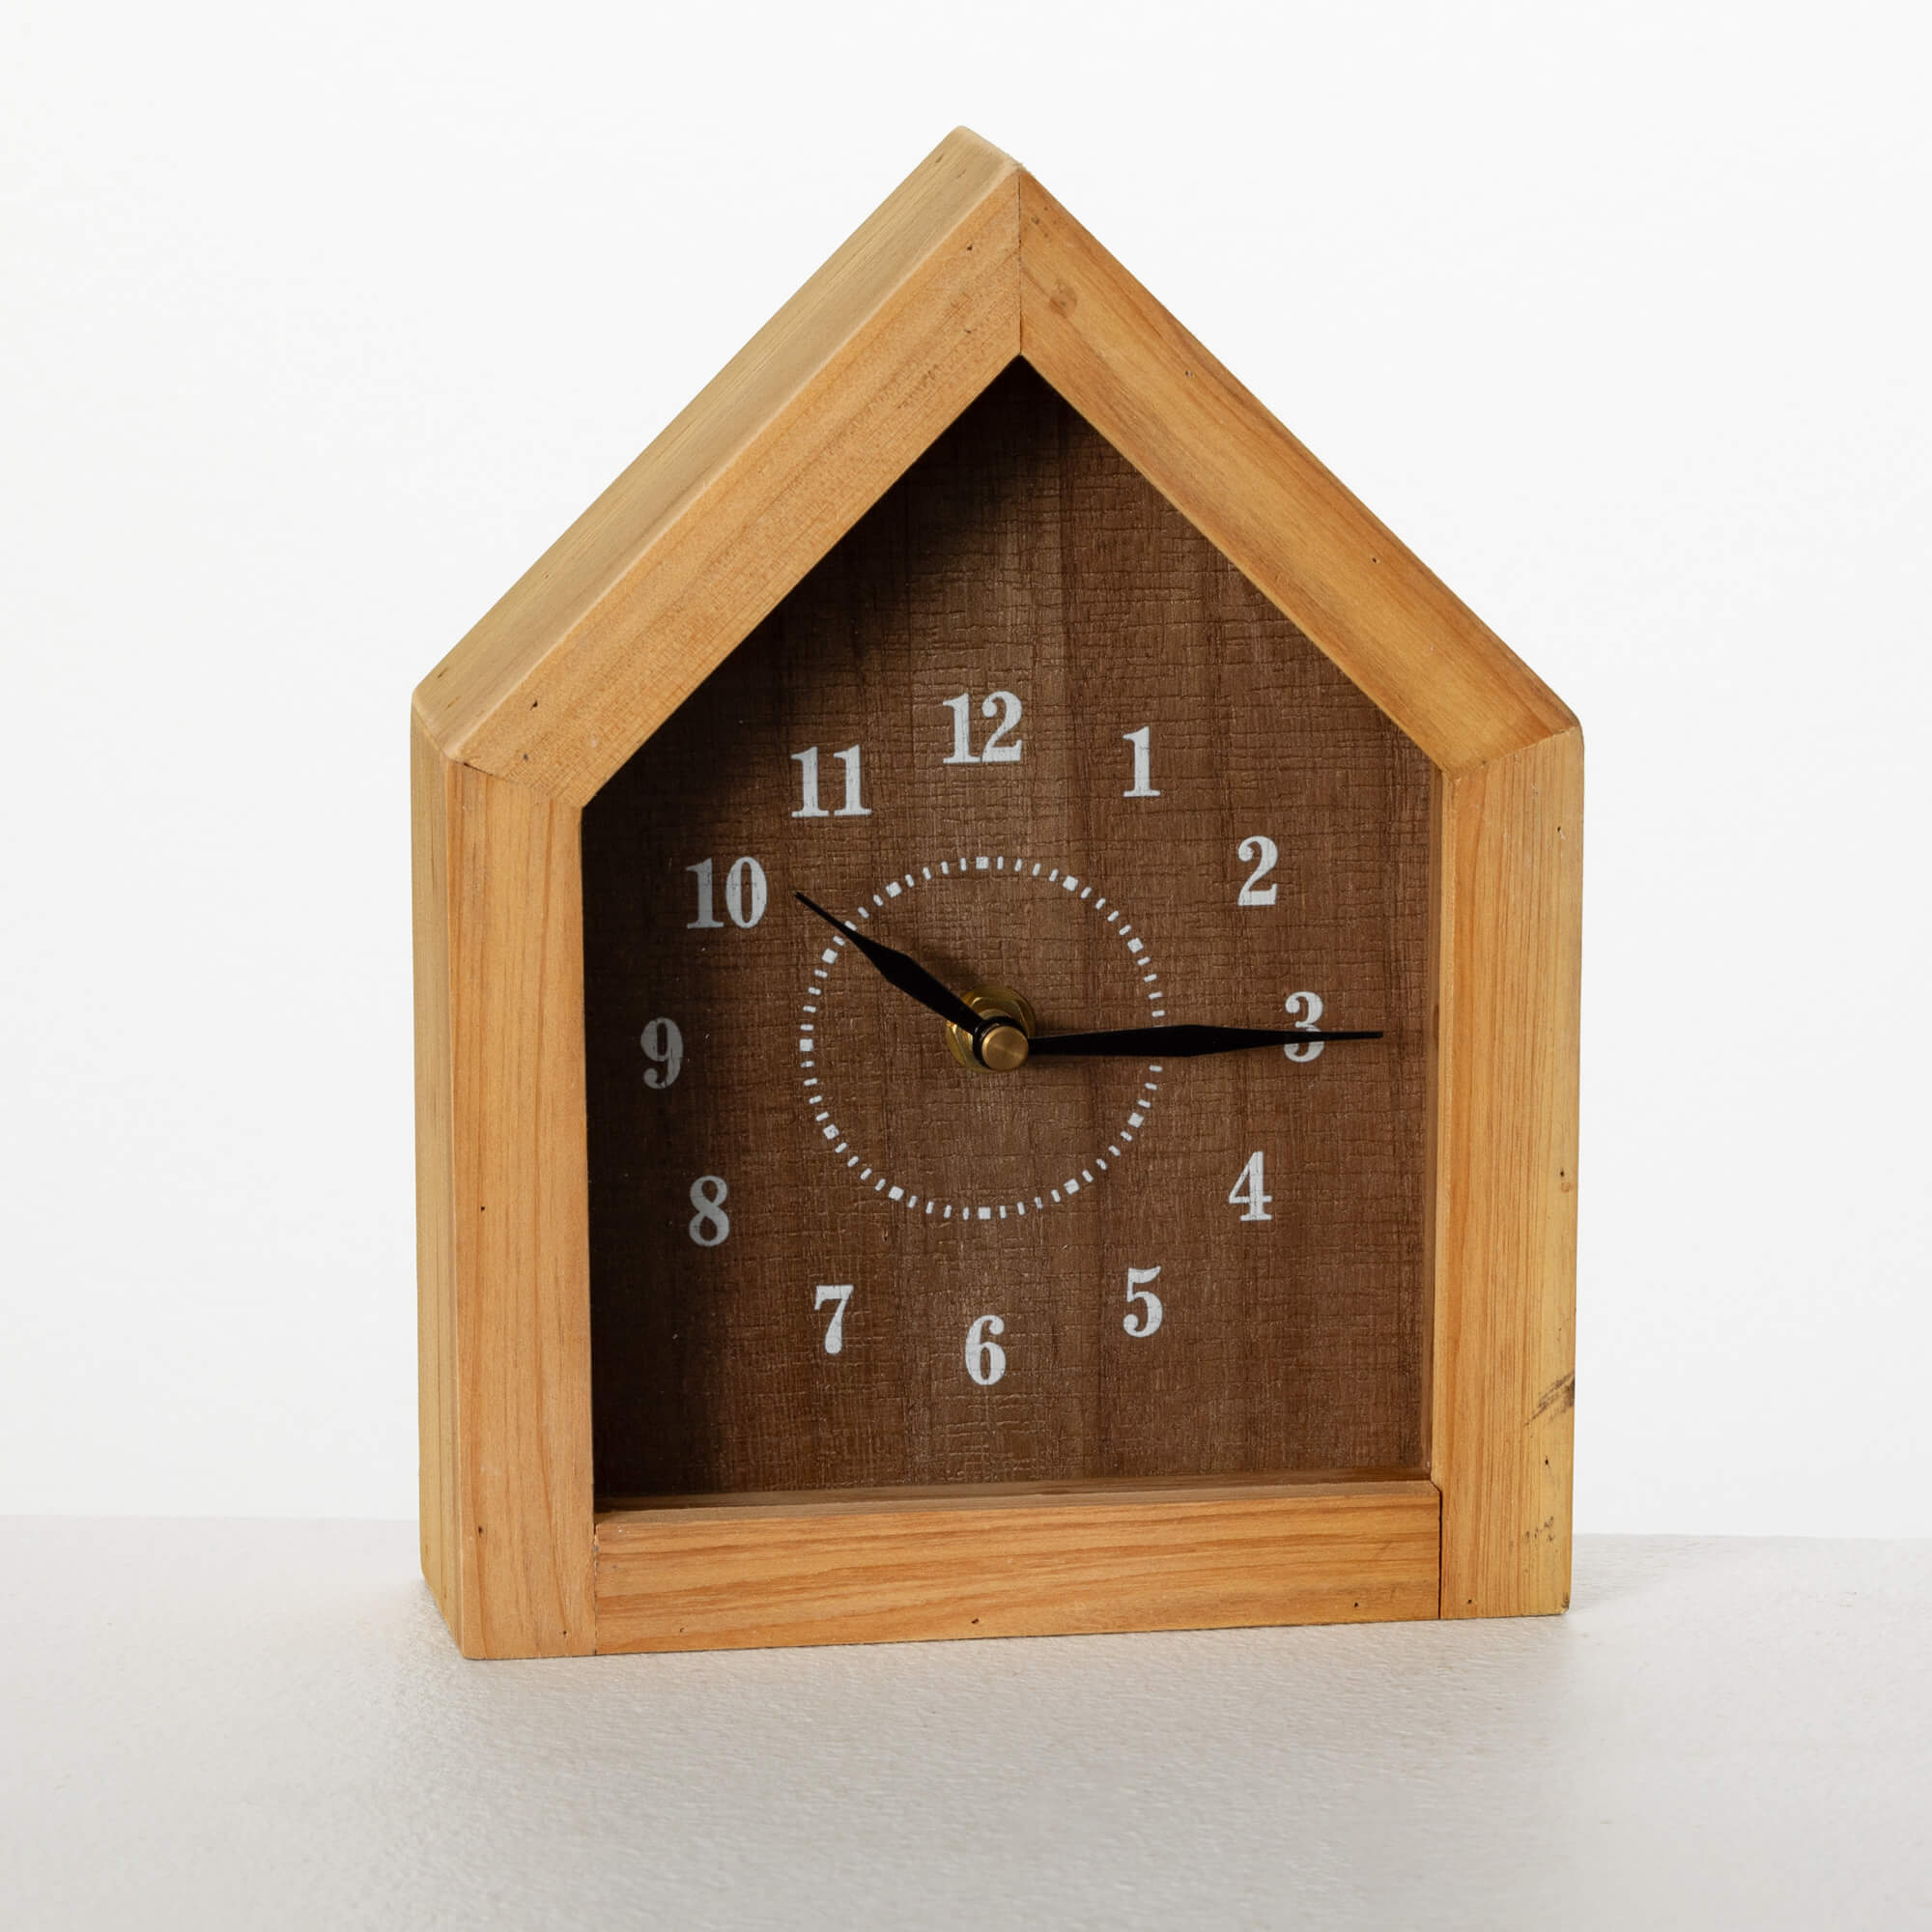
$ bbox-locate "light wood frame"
[412,128,1580,1658]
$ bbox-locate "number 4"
[814,1284,854,1355]
[1229,1151,1272,1222]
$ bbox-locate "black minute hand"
[1030,1022,1382,1060]
[794,893,981,1034]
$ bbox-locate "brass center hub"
[946,987,1037,1073]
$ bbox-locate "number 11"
[792,745,870,818]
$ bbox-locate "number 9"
[640,1017,684,1089]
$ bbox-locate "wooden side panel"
[410,716,461,1623]
[595,1480,1441,1652]
[413,733,597,1657]
[1015,174,1575,776]
[1432,727,1582,1616]
[419,129,1024,805]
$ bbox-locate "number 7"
[814,1284,854,1355]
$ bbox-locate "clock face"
[582,363,1433,1502]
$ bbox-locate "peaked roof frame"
[412,130,1580,1657]
[416,129,1573,803]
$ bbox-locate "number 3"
[1283,990,1325,1062]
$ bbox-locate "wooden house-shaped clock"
[412,129,1580,1659]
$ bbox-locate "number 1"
[1122,726,1159,798]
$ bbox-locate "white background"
[3,0,1925,1532]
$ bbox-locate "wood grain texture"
[581,364,1434,1501]
[416,128,1023,805]
[411,716,460,1623]
[414,128,1573,800]
[1015,175,1575,778]
[412,732,597,1657]
[1432,727,1582,1617]
[594,1476,1440,1651]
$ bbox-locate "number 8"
[688,1176,730,1246]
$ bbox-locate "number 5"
[814,1284,854,1355]
[1123,1266,1163,1337]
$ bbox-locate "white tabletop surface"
[4,1520,1927,1928]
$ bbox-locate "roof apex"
[416,128,1572,804]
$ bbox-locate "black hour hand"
[794,893,981,1035]
[1030,1022,1383,1060]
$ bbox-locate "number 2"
[814,1284,854,1355]
[1236,836,1279,905]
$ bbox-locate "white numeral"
[1228,1152,1273,1222]
[942,691,1023,764]
[815,1284,854,1355]
[1283,990,1325,1062]
[1123,1266,1164,1337]
[688,856,767,929]
[1122,725,1160,798]
[639,1018,683,1090]
[1236,836,1279,905]
[965,1313,1008,1385]
[688,1176,730,1246]
[725,856,767,927]
[792,744,870,818]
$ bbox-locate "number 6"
[965,1313,1007,1385]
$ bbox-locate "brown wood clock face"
[582,363,1434,1504]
